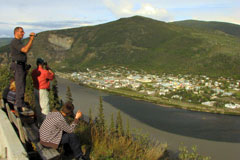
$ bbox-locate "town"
[56,66,240,110]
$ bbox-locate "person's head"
[14,27,24,39]
[9,81,16,92]
[61,102,74,117]
[9,77,15,83]
[36,58,45,66]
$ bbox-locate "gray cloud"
[0,19,106,37]
[16,20,104,29]
[0,22,10,25]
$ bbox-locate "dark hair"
[36,58,44,66]
[61,102,74,115]
[14,27,23,34]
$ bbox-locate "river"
[57,77,240,160]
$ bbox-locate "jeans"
[60,133,83,158]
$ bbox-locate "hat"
[36,58,44,65]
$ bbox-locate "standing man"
[32,58,54,125]
[10,27,35,111]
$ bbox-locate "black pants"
[11,63,26,108]
[60,133,83,158]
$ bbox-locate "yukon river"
[57,77,240,160]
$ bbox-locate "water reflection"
[103,95,240,143]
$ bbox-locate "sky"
[0,0,239,38]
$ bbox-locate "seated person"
[39,102,86,160]
[2,80,16,111]
[2,80,32,115]
[7,81,16,105]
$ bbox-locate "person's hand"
[46,65,52,70]
[75,110,82,119]
[29,32,36,40]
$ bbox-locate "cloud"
[194,16,240,25]
[16,20,101,30]
[103,0,173,21]
[135,3,170,20]
[0,34,12,38]
[0,19,104,38]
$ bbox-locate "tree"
[66,86,73,103]
[88,108,93,125]
[25,70,35,107]
[49,78,60,110]
[97,97,105,131]
[110,113,115,133]
[0,65,11,91]
[116,110,124,136]
[126,119,130,138]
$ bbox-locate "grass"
[178,144,211,160]
[0,66,212,160]
[71,97,212,160]
[74,115,167,160]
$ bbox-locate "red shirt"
[32,66,54,89]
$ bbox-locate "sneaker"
[22,107,30,112]
[20,107,34,116]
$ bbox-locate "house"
[202,101,216,107]
[222,92,233,97]
[146,90,155,95]
[159,92,166,96]
[225,103,240,109]
[171,95,183,100]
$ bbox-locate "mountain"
[0,16,240,78]
[0,38,12,47]
[171,20,240,39]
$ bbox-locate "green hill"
[171,20,240,38]
[0,38,12,47]
[0,16,240,78]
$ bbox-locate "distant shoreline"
[66,78,240,116]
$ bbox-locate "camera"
[25,64,31,70]
[43,61,49,70]
[30,34,37,37]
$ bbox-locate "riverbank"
[57,77,240,160]
[69,78,240,116]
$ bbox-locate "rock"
[48,34,74,50]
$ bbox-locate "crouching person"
[39,102,86,160]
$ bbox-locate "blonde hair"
[9,81,16,91]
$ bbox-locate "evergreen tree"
[25,71,35,107]
[97,97,105,131]
[116,110,124,136]
[126,119,130,138]
[49,78,60,110]
[89,108,93,125]
[110,113,115,133]
[0,65,11,91]
[65,86,73,103]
